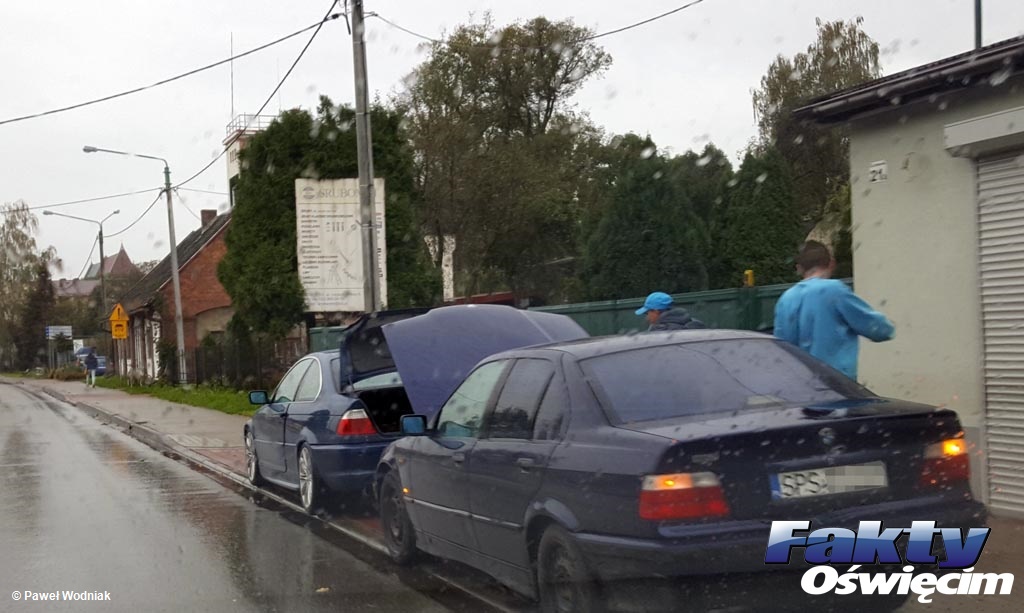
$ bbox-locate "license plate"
[769,462,888,500]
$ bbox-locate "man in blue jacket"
[774,241,894,380]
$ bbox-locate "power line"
[369,0,706,48]
[105,191,164,239]
[178,187,229,196]
[0,14,344,128]
[8,188,162,213]
[172,189,202,221]
[174,0,340,189]
[77,235,99,279]
[370,13,436,43]
[587,0,705,40]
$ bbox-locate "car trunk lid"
[381,304,589,417]
[336,308,430,389]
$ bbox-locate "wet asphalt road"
[0,383,471,613]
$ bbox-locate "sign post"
[108,304,129,377]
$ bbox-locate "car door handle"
[452,452,466,464]
[516,457,536,470]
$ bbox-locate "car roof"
[486,329,773,361]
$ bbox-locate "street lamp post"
[83,145,188,386]
[42,209,119,317]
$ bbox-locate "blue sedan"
[244,309,426,513]
[244,305,587,514]
[375,330,987,612]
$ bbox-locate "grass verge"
[95,376,256,416]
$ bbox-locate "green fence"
[307,279,852,346]
[529,279,852,337]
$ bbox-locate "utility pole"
[350,0,382,313]
[97,227,108,365]
[97,228,106,318]
[975,0,982,48]
[163,166,188,385]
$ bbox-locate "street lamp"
[83,145,188,386]
[42,209,119,317]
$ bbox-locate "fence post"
[256,336,263,390]
[738,287,759,331]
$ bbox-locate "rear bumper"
[574,496,988,582]
[309,440,393,493]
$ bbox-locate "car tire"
[297,445,322,514]
[244,430,265,487]
[379,471,417,565]
[537,525,604,613]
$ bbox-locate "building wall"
[197,307,234,341]
[159,226,234,354]
[847,78,1024,501]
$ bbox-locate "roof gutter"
[794,41,1024,124]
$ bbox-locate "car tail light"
[920,437,970,487]
[337,409,377,436]
[639,472,731,521]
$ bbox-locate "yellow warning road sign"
[109,303,128,323]
[109,303,129,339]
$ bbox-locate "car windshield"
[580,339,871,422]
[330,357,401,392]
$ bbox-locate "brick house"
[118,210,233,381]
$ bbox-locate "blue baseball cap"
[636,291,673,315]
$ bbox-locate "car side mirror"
[249,390,270,406]
[401,414,428,436]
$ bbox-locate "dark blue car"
[244,305,587,514]
[375,330,987,612]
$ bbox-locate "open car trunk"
[335,308,430,434]
[354,384,413,434]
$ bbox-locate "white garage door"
[978,153,1024,516]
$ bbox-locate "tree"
[14,263,55,369]
[752,17,881,269]
[0,201,58,369]
[137,259,160,275]
[403,15,612,299]
[218,98,438,338]
[580,135,708,300]
[51,295,100,338]
[714,149,802,287]
[665,143,734,226]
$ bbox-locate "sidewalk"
[4,376,249,476]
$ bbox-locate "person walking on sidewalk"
[636,291,707,331]
[773,241,895,380]
[84,348,98,388]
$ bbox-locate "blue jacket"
[85,352,98,370]
[773,278,894,380]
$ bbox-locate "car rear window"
[579,339,870,423]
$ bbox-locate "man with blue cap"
[636,291,706,331]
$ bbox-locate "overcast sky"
[1,0,1021,278]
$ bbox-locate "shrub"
[50,365,86,381]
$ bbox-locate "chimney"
[201,209,217,229]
